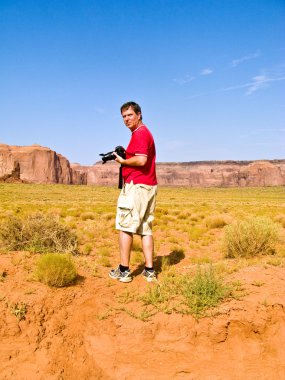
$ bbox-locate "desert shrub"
[266,257,283,267]
[81,212,95,220]
[10,302,27,320]
[97,247,111,257]
[190,214,199,222]
[130,250,144,265]
[177,211,191,220]
[132,239,143,252]
[141,265,229,316]
[97,256,111,267]
[188,226,206,241]
[0,213,78,254]
[168,236,179,244]
[182,266,229,315]
[0,215,23,250]
[156,208,169,216]
[224,217,279,258]
[35,253,77,287]
[205,215,227,229]
[274,215,285,228]
[83,243,93,255]
[103,212,114,221]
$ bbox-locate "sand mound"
[0,252,284,380]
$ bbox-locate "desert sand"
[0,251,284,380]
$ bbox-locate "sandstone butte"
[1,143,285,186]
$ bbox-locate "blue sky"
[1,0,284,164]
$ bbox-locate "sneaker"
[109,266,132,283]
[142,269,157,282]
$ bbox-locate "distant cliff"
[1,144,284,186]
[0,144,86,184]
[72,159,285,187]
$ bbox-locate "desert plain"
[0,183,285,379]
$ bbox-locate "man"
[109,101,158,283]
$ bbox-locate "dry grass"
[81,212,96,220]
[274,214,285,228]
[1,184,285,321]
[205,215,228,229]
[224,217,280,258]
[0,183,284,274]
[0,213,78,254]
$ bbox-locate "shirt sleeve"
[133,129,149,156]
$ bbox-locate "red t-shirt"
[122,124,157,185]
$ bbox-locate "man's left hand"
[113,152,125,165]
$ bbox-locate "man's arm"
[113,152,147,167]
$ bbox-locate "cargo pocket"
[117,196,133,228]
[138,184,152,191]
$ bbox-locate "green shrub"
[35,253,77,287]
[182,266,229,315]
[205,215,227,229]
[141,265,230,316]
[10,302,27,320]
[224,217,279,258]
[0,213,78,254]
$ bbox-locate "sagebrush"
[35,253,77,287]
[0,213,78,254]
[140,265,230,316]
[224,217,279,258]
[205,215,227,229]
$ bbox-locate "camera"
[99,146,126,164]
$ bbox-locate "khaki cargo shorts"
[116,182,157,236]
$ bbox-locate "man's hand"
[113,152,125,164]
[113,152,147,166]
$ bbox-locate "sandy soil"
[0,251,285,380]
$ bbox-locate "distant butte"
[0,144,86,185]
[0,144,284,186]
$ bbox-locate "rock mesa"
[1,144,284,186]
[0,144,86,184]
[73,159,285,187]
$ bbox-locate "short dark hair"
[120,101,142,120]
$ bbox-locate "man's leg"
[141,234,154,268]
[141,234,156,282]
[119,230,133,266]
[109,230,133,282]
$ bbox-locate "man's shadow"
[132,249,185,277]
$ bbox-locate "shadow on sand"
[131,249,185,278]
[74,274,85,285]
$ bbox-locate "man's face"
[121,107,141,131]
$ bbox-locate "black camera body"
[100,146,126,164]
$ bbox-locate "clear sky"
[1,0,284,164]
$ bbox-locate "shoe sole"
[109,273,132,283]
[119,277,132,283]
[142,276,157,282]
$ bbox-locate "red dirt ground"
[0,252,285,380]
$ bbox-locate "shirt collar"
[132,124,144,134]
